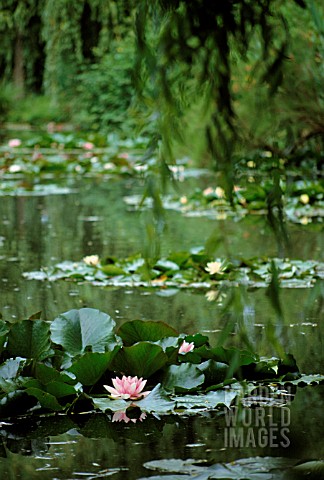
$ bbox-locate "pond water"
[0,153,323,478]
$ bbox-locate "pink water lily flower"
[179,340,195,354]
[83,141,94,150]
[104,375,151,400]
[8,138,21,147]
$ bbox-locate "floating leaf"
[111,342,168,378]
[163,364,205,392]
[292,460,324,477]
[50,308,117,356]
[23,254,324,289]
[142,456,298,479]
[68,350,120,385]
[0,358,26,380]
[7,320,51,360]
[92,396,129,413]
[174,389,239,411]
[100,264,126,276]
[118,320,178,346]
[283,374,324,386]
[25,387,66,411]
[34,363,76,385]
[143,458,205,476]
[134,384,175,414]
[198,360,229,386]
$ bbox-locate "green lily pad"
[68,350,120,385]
[100,264,126,276]
[92,395,130,412]
[118,320,179,346]
[34,363,77,385]
[134,384,175,414]
[0,358,26,380]
[198,360,229,386]
[111,342,168,378]
[50,308,117,356]
[142,456,298,479]
[23,253,324,290]
[7,320,51,361]
[25,387,66,411]
[174,389,239,411]
[163,364,205,392]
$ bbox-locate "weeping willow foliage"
[127,0,309,255]
[132,0,308,184]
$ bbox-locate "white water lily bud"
[300,194,309,205]
[83,255,100,266]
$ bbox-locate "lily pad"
[25,387,66,411]
[111,342,169,378]
[23,253,324,290]
[92,396,130,413]
[50,308,117,356]
[134,384,175,414]
[118,320,179,345]
[68,350,120,385]
[174,389,239,411]
[163,364,205,392]
[142,456,298,479]
[7,320,51,361]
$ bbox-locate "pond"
[0,132,323,479]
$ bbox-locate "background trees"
[0,0,323,167]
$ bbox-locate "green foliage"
[50,308,117,355]
[117,320,178,346]
[111,342,169,378]
[0,307,319,418]
[7,319,51,360]
[6,93,70,124]
[234,0,324,155]
[75,38,136,133]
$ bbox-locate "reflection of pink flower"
[118,152,129,159]
[112,410,147,423]
[112,411,133,423]
[104,376,151,400]
[179,341,195,354]
[83,142,94,150]
[8,139,21,147]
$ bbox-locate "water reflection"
[0,176,323,478]
[0,386,323,479]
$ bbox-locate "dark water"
[0,174,323,479]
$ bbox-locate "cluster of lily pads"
[141,456,324,480]
[23,248,324,290]
[0,133,150,177]
[124,179,324,225]
[1,307,323,421]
